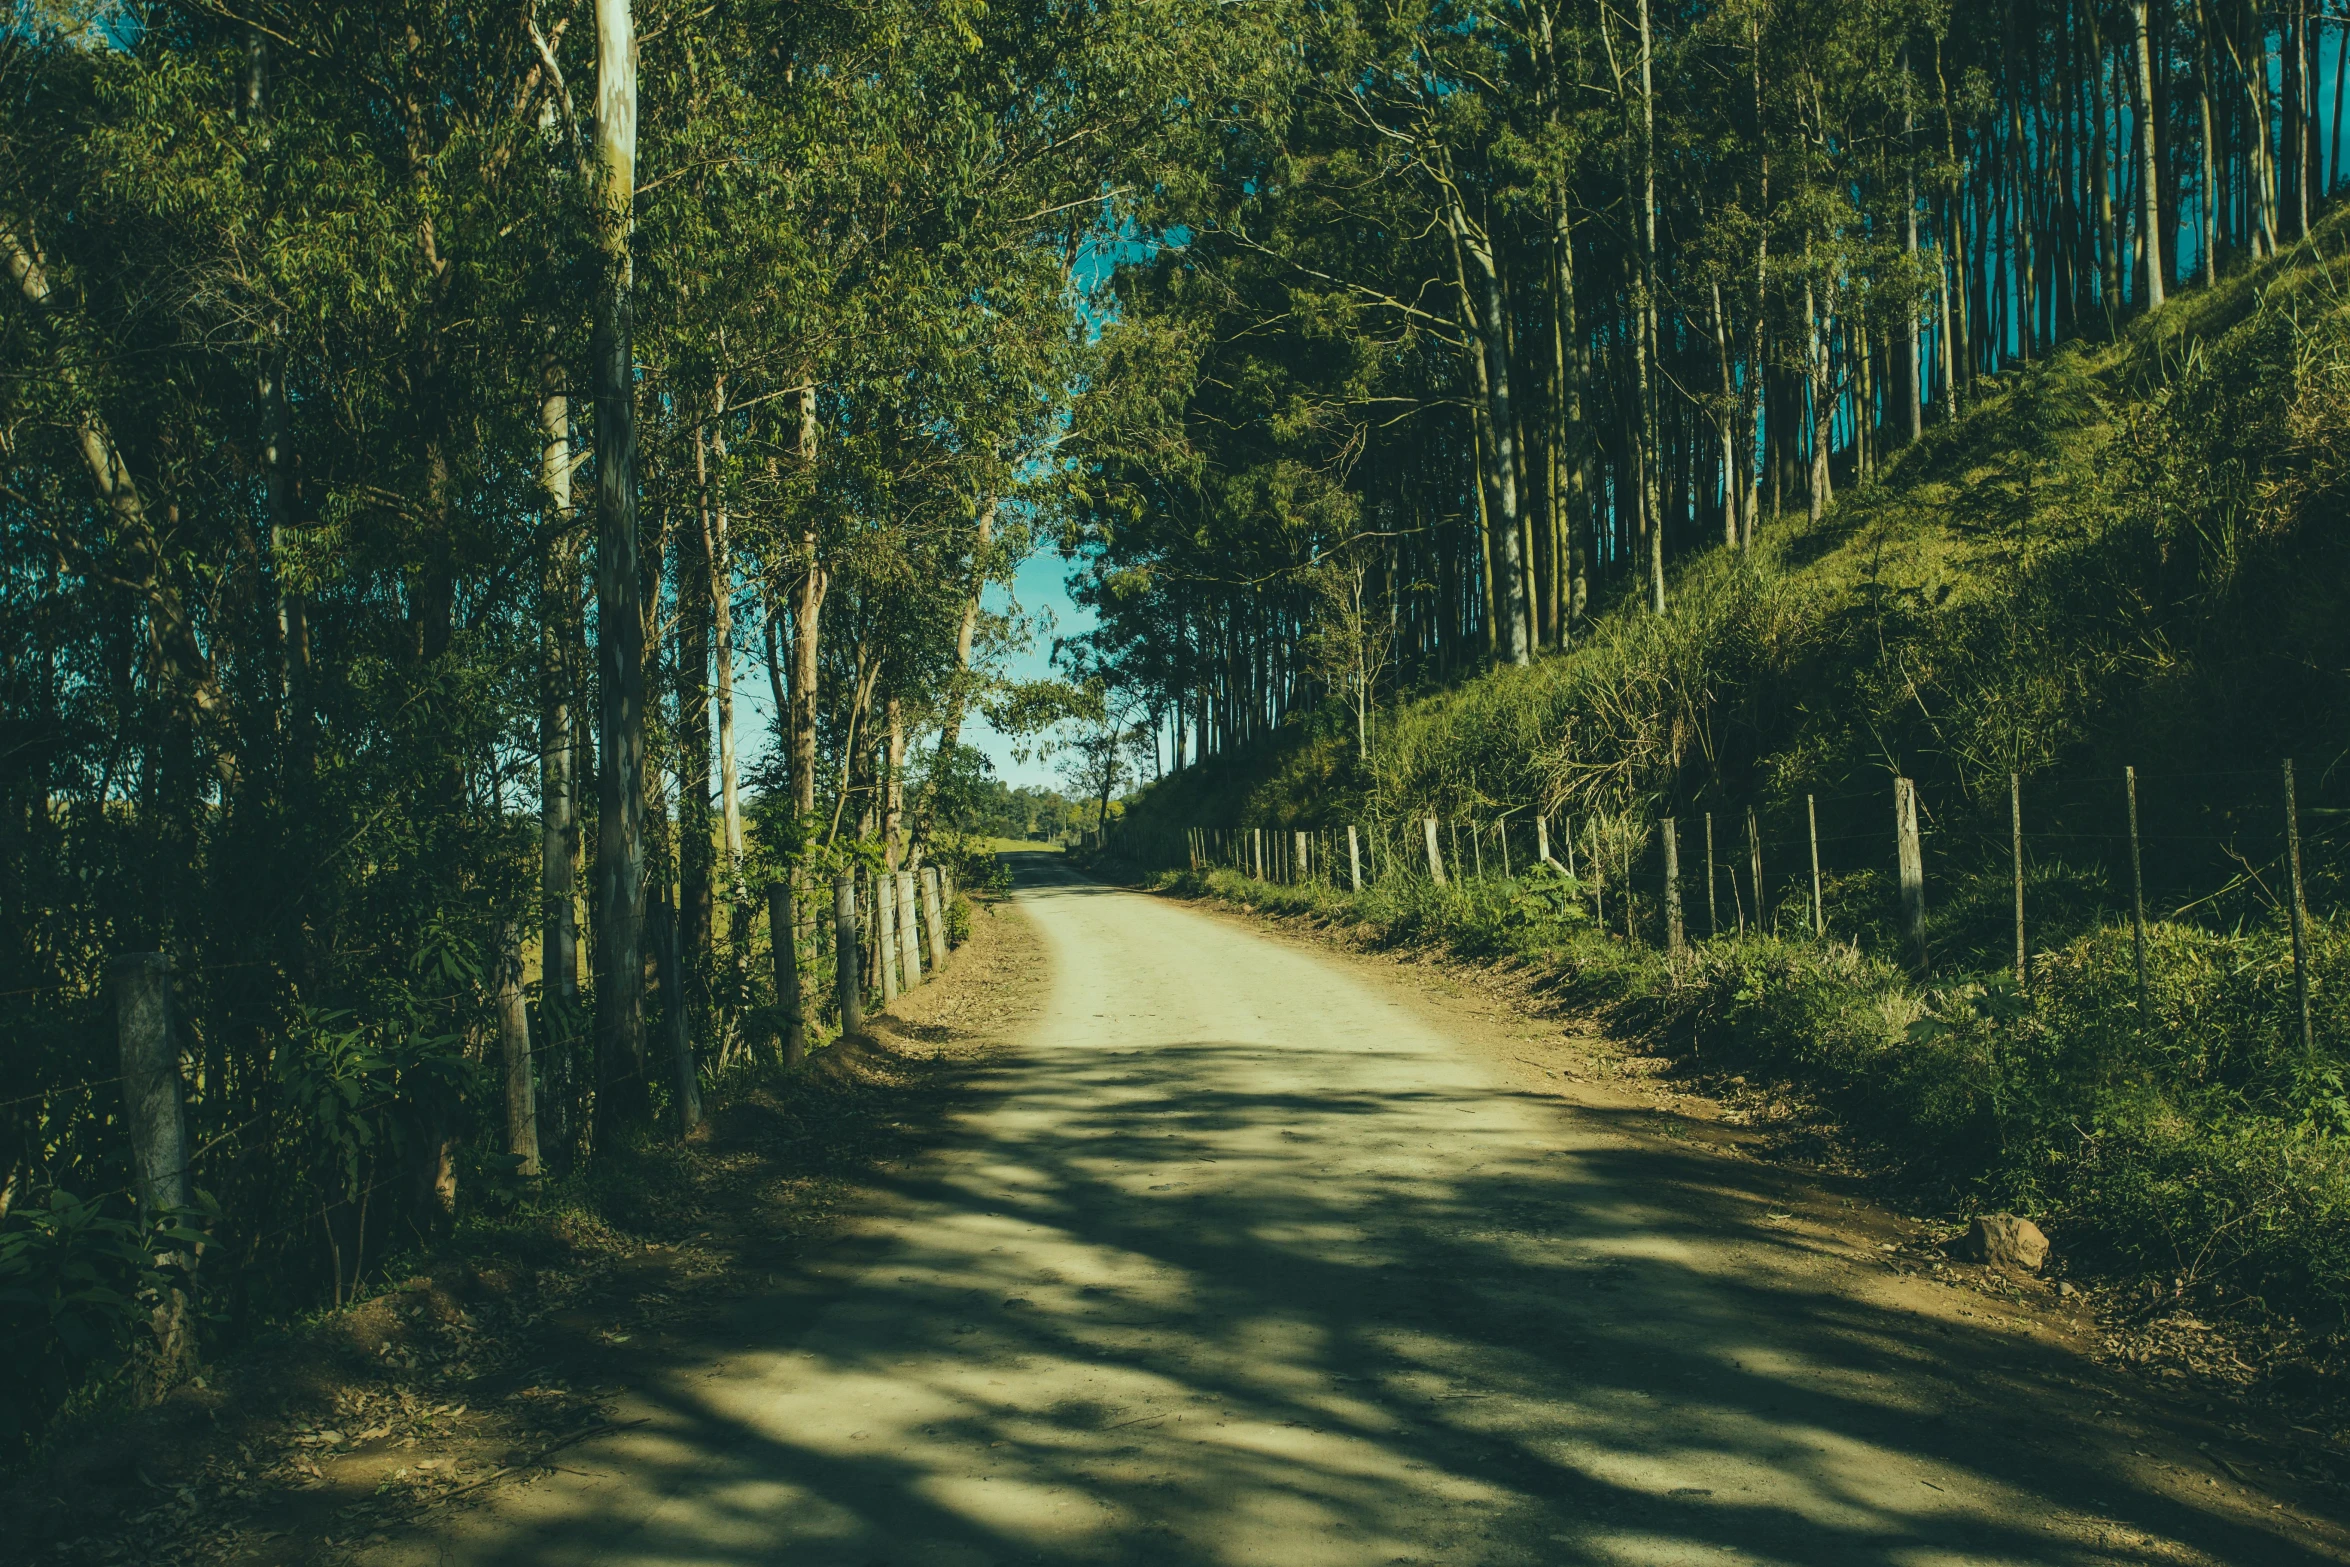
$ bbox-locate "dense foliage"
[1122,190,2350,1332]
[0,0,1260,1452]
[5,0,2348,1457]
[1067,0,2350,778]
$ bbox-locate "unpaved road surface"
[363,856,2344,1566]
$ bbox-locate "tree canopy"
[2,0,2343,1451]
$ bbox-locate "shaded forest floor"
[2,894,1042,1567]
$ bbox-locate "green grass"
[1124,210,2350,1340]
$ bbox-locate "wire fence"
[1108,757,2341,1041]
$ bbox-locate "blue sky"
[963,549,1094,793]
[724,546,1094,798]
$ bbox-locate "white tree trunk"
[592,0,647,1110]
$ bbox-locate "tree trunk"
[790,386,827,825]
[702,387,744,913]
[1710,274,1738,549]
[2132,0,2168,308]
[1638,0,1665,614]
[2331,2,2348,197]
[883,696,905,869]
[592,0,648,1137]
[1904,53,1923,445]
[1746,22,1771,533]
[498,923,539,1176]
[1805,260,1833,521]
[536,347,579,1173]
[1470,419,1499,659]
[2196,0,2220,282]
[937,498,997,759]
[679,422,714,1023]
[1455,215,1530,664]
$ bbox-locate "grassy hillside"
[1123,210,2350,1339]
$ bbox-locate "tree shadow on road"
[378,1024,2335,1567]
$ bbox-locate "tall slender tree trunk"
[2089,0,2119,316]
[1710,274,1738,549]
[537,347,579,1172]
[1904,54,1923,445]
[882,697,905,868]
[2246,11,2278,255]
[2132,1,2169,308]
[1638,0,1665,615]
[2330,4,2348,196]
[2196,0,2220,282]
[937,498,997,759]
[1549,174,1590,625]
[699,385,742,916]
[679,425,715,1015]
[1470,420,1499,659]
[244,33,307,757]
[2010,31,2040,356]
[789,386,826,824]
[2288,0,2308,237]
[1806,257,1834,521]
[591,0,647,1138]
[1747,28,1771,534]
[1450,204,1531,664]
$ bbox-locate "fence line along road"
[1104,760,2329,1045]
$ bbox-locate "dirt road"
[364,855,2343,1566]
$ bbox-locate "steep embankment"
[1122,215,2350,1342]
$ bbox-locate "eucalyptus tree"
[1065,0,2334,796]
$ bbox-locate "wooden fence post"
[833,874,863,1035]
[497,922,539,1175]
[2286,758,2315,1054]
[1584,818,1603,925]
[1662,817,1685,955]
[897,870,924,987]
[1536,812,1550,865]
[1895,777,1929,971]
[1295,829,1309,886]
[114,952,191,1219]
[876,868,900,1003]
[1348,825,1363,892]
[2126,765,2148,1007]
[1807,793,1824,938]
[922,866,948,972]
[772,880,806,1067]
[2010,774,2026,986]
[1747,807,1765,929]
[112,949,195,1384]
[1703,812,1718,938]
[1423,816,1447,885]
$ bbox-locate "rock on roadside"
[1960,1213,2050,1272]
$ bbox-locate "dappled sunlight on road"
[364,859,2323,1567]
